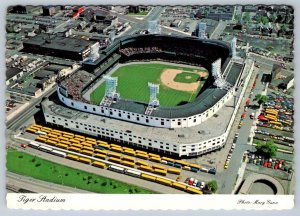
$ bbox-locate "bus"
[51,131,62,137]
[155,177,172,186]
[172,182,187,191]
[62,131,74,137]
[51,150,66,158]
[107,152,121,158]
[153,169,167,176]
[122,156,135,162]
[150,157,161,163]
[94,149,107,155]
[167,168,181,175]
[35,137,47,143]
[46,140,57,146]
[85,140,97,145]
[70,143,83,149]
[36,130,48,136]
[270,121,282,126]
[60,140,71,146]
[39,145,53,153]
[98,143,110,149]
[69,139,81,144]
[136,150,148,155]
[78,157,91,164]
[52,129,62,134]
[111,146,123,153]
[66,154,79,161]
[86,137,97,142]
[49,138,60,143]
[265,115,277,121]
[148,153,160,158]
[82,146,94,152]
[122,147,134,152]
[138,165,153,172]
[174,160,189,167]
[108,157,122,164]
[140,173,156,181]
[81,150,93,156]
[136,160,149,166]
[92,161,106,169]
[136,153,149,160]
[94,153,106,160]
[39,135,49,140]
[124,169,141,178]
[56,144,69,149]
[48,133,58,138]
[265,109,278,115]
[74,134,85,139]
[28,141,40,149]
[42,126,52,131]
[58,136,69,141]
[110,144,122,149]
[124,150,136,156]
[63,134,74,139]
[152,164,166,170]
[68,146,81,153]
[121,160,135,168]
[189,164,202,170]
[74,137,85,142]
[186,187,203,194]
[26,128,37,134]
[108,165,125,173]
[40,128,51,133]
[81,142,93,147]
[161,157,175,163]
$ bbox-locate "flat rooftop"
[23,33,93,53]
[43,90,238,144]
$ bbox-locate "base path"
[160,69,207,92]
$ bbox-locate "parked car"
[200,182,205,189]
[20,144,27,148]
[193,179,198,187]
[188,178,194,185]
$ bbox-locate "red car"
[267,162,272,168]
[274,164,279,169]
[279,160,283,165]
[20,144,27,148]
[263,162,268,167]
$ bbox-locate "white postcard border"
[7,194,294,210]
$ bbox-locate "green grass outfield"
[90,63,209,106]
[7,149,155,194]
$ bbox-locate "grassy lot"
[7,149,156,194]
[173,72,201,83]
[90,63,208,106]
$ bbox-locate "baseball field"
[90,62,209,107]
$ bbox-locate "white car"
[193,179,198,187]
[227,155,232,160]
[200,182,205,189]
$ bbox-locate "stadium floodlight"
[147,20,161,34]
[212,58,232,90]
[231,37,237,59]
[85,42,100,62]
[148,82,160,106]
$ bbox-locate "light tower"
[100,76,120,106]
[148,82,160,106]
[86,42,100,62]
[145,83,160,115]
[231,37,237,59]
[147,20,161,34]
[212,58,232,90]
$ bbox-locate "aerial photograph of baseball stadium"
[5,5,294,195]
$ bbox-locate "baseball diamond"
[89,62,209,106]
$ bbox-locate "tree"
[255,140,278,157]
[255,93,262,101]
[258,95,267,105]
[255,94,267,105]
[243,12,251,23]
[257,16,269,25]
[207,180,218,193]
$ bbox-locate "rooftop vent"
[178,134,185,138]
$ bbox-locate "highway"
[7,172,91,193]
